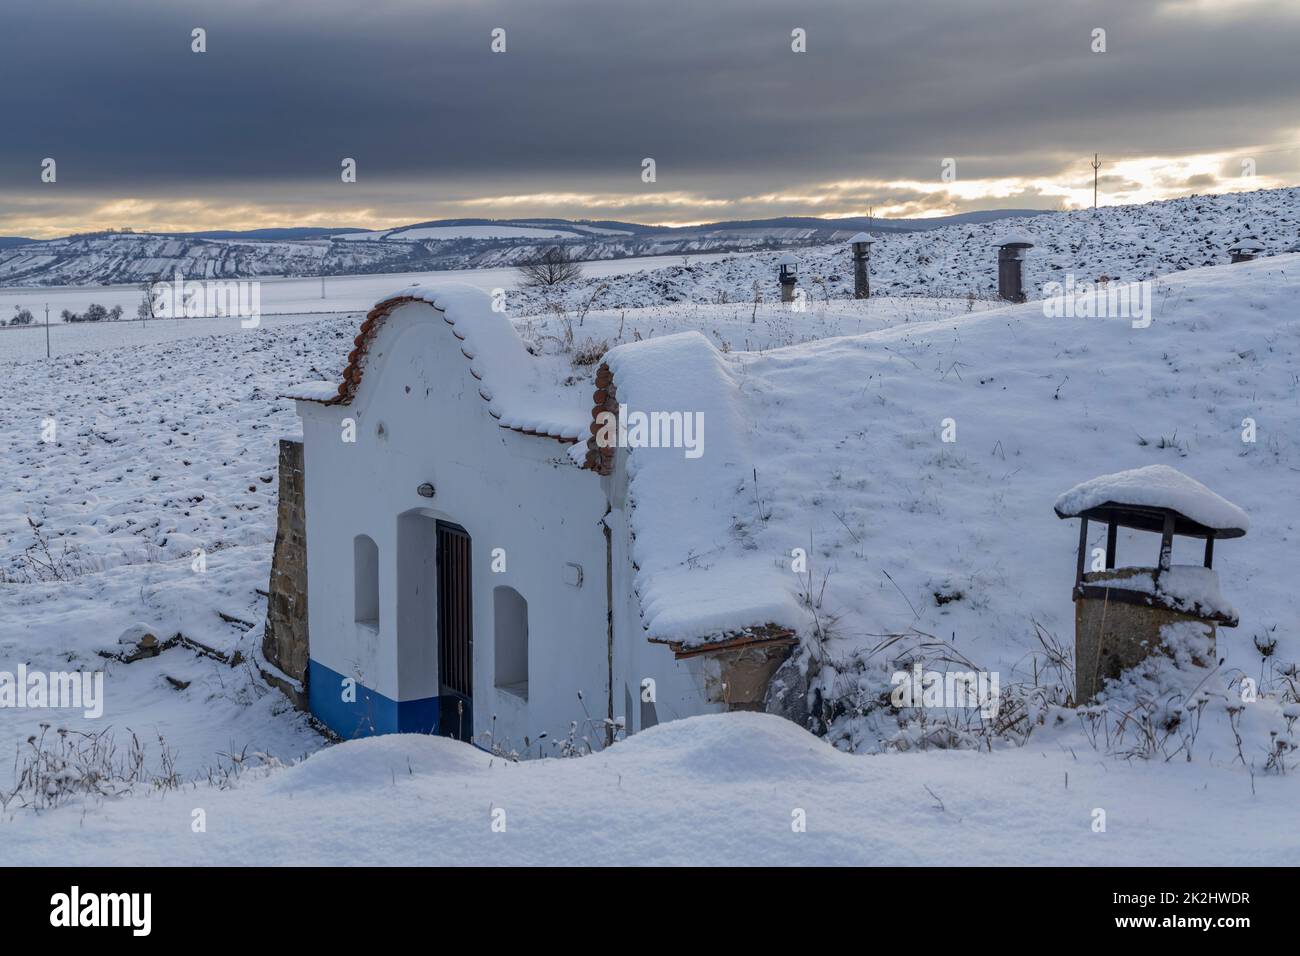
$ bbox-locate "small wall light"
[416,482,436,498]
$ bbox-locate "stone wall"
[702,643,795,712]
[1074,567,1217,703]
[262,437,309,708]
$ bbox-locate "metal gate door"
[436,521,473,741]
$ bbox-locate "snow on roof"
[282,380,344,402]
[289,283,588,443]
[592,332,804,647]
[1229,235,1265,250]
[995,232,1035,247]
[1054,464,1249,533]
[776,253,798,266]
[847,232,873,244]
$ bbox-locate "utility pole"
[1091,153,1101,209]
[45,303,50,359]
[321,274,325,300]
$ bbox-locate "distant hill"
[0,199,1247,288]
[658,210,1052,235]
[7,210,1051,249]
[155,227,372,241]
[504,187,1300,312]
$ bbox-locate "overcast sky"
[1,0,1298,237]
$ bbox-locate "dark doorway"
[436,521,473,742]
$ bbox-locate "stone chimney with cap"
[776,253,798,304]
[1228,234,1265,263]
[1053,464,1248,703]
[848,232,873,299]
[995,234,1034,303]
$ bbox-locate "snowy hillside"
[510,187,1300,314]
[0,224,812,288]
[0,233,381,286]
[8,189,1277,291]
[0,229,818,288]
[514,255,1300,754]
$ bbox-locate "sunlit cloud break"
[5,146,1293,237]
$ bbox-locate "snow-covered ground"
[2,214,1298,863]
[0,312,349,787]
[0,252,736,347]
[4,713,1296,866]
[509,186,1300,313]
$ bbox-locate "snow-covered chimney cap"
[1054,464,1248,537]
[1229,235,1264,252]
[847,232,873,245]
[995,233,1035,249]
[776,253,798,266]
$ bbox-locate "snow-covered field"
[0,310,338,362]
[0,252,736,347]
[3,199,1299,863]
[4,713,1296,866]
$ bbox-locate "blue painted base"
[308,659,441,739]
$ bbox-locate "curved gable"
[290,283,587,444]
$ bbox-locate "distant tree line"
[2,306,35,327]
[61,303,124,323]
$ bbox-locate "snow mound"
[615,711,849,782]
[1054,464,1249,532]
[262,732,490,795]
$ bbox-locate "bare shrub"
[517,245,583,287]
[576,282,608,326]
[1,517,89,584]
[2,725,180,812]
[571,338,610,367]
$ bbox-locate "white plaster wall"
[605,453,724,733]
[299,301,611,747]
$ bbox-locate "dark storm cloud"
[1,0,1297,228]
